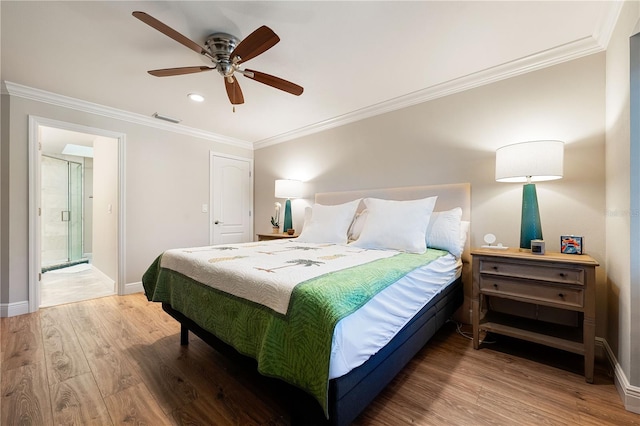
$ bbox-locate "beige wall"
[1,94,11,305]
[83,157,93,255]
[255,53,607,334]
[0,94,253,308]
[92,137,118,281]
[606,0,640,391]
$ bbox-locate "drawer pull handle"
[559,273,567,278]
[492,266,499,271]
[493,283,499,289]
[558,293,565,298]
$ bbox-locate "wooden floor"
[2,292,639,425]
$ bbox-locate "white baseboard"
[124,281,143,295]
[89,264,115,287]
[599,337,640,414]
[0,300,30,317]
[87,265,142,295]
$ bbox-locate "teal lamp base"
[283,199,293,233]
[520,183,543,249]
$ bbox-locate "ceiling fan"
[132,11,304,106]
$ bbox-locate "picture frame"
[561,235,583,254]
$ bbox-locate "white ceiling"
[1,1,622,148]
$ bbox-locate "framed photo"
[561,235,583,254]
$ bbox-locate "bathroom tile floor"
[40,264,115,308]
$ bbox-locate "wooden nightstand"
[256,233,298,241]
[471,247,599,382]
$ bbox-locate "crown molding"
[254,34,607,149]
[2,81,253,150]
[592,0,625,50]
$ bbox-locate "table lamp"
[275,179,302,233]
[495,140,564,250]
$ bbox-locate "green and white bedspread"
[142,240,447,415]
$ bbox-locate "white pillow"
[296,199,361,244]
[350,196,437,253]
[459,220,470,256]
[426,207,464,257]
[348,209,368,242]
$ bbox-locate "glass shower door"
[41,156,83,268]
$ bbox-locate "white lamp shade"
[275,179,302,199]
[495,140,564,183]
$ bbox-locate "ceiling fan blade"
[133,11,208,56]
[225,76,245,105]
[231,26,280,64]
[243,69,303,96]
[148,66,215,77]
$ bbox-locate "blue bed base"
[162,277,463,425]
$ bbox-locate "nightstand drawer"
[479,259,585,285]
[479,276,584,308]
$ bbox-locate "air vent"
[152,112,181,124]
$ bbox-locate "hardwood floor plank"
[85,296,199,415]
[403,355,483,405]
[1,312,45,371]
[453,356,583,424]
[103,382,175,426]
[476,387,575,426]
[40,306,91,385]
[170,397,235,426]
[577,399,640,425]
[151,334,290,424]
[463,337,630,413]
[39,304,70,329]
[72,323,141,398]
[97,296,182,358]
[125,344,199,415]
[63,301,107,335]
[1,363,54,425]
[356,383,514,426]
[50,372,112,425]
[88,295,199,415]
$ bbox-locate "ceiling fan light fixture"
[188,93,205,102]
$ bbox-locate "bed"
[142,183,471,425]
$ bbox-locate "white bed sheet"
[329,253,461,379]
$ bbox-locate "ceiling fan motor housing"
[205,33,240,77]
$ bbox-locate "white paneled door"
[210,153,253,245]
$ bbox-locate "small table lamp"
[275,179,302,233]
[495,140,564,250]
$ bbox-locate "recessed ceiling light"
[188,93,205,102]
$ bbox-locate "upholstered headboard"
[315,183,470,219]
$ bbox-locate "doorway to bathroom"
[34,122,120,308]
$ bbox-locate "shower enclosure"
[41,155,84,269]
